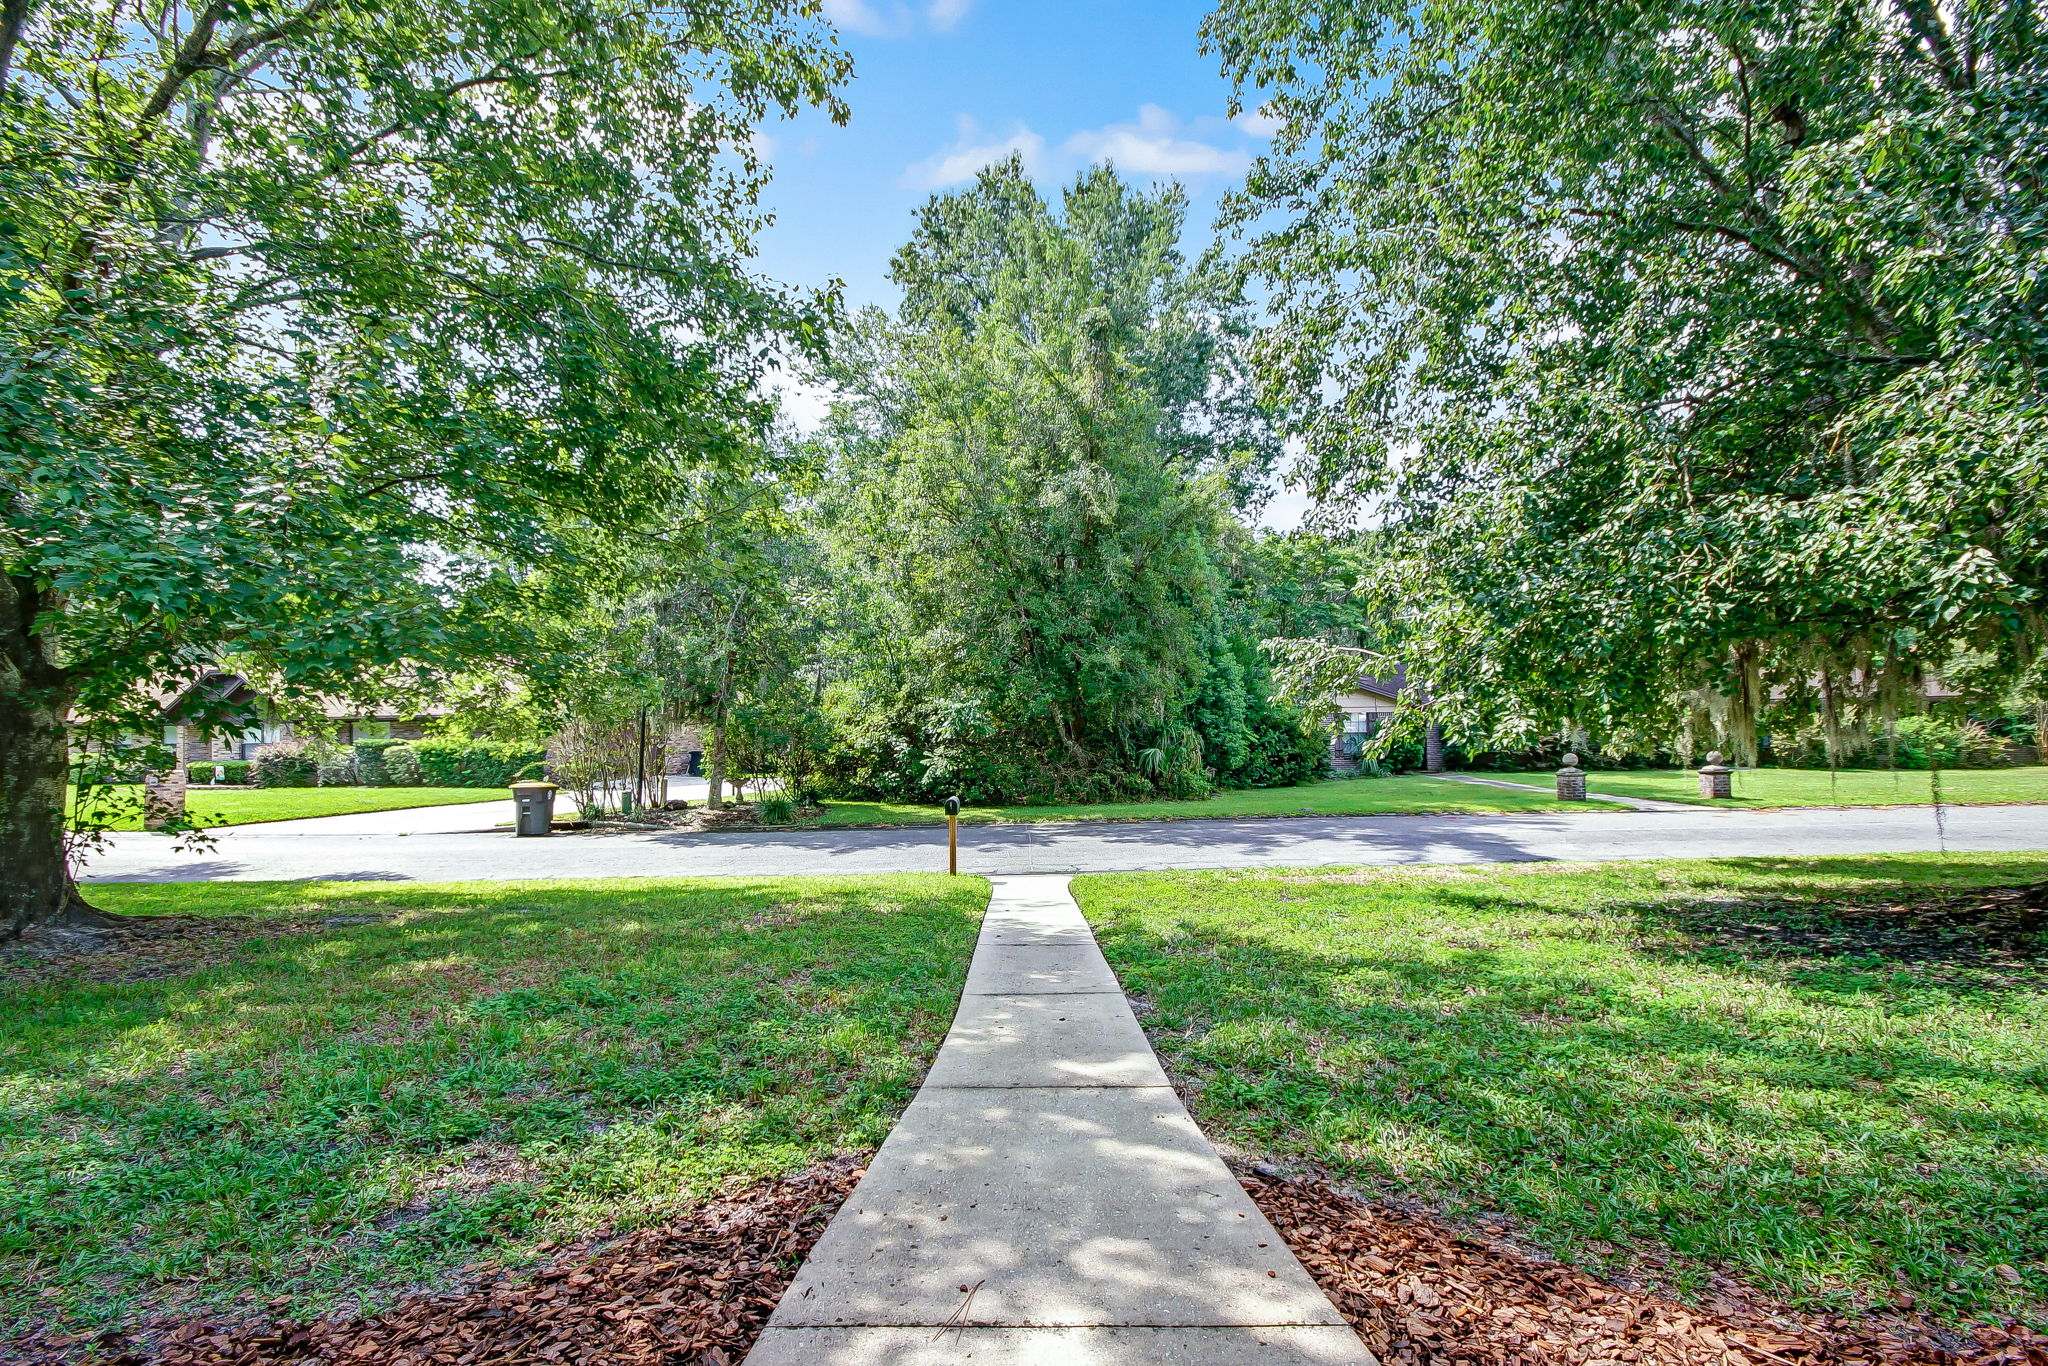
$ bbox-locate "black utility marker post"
[944,795,961,875]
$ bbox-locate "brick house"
[155,671,445,762]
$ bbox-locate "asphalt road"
[79,802,2048,884]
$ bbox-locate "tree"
[0,0,847,933]
[812,160,1281,802]
[1208,0,2048,757]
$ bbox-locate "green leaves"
[1211,0,2048,751]
[1,0,847,729]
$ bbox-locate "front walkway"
[745,875,1375,1366]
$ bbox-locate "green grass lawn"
[0,875,986,1343]
[71,784,509,830]
[1489,765,2048,808]
[1075,854,2048,1324]
[809,775,1621,826]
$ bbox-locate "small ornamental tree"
[0,0,847,935]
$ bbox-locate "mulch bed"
[1244,1171,2048,1366]
[28,1157,863,1366]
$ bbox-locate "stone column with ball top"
[1555,753,1587,801]
[1698,751,1734,799]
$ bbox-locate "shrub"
[756,795,796,824]
[315,747,357,786]
[186,760,252,784]
[382,743,423,786]
[252,742,317,788]
[1885,716,2009,769]
[351,738,414,786]
[411,738,548,788]
[514,761,550,781]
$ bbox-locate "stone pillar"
[145,727,190,830]
[1424,722,1446,773]
[1697,750,1733,799]
[1555,752,1587,801]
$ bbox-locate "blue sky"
[750,0,1272,311]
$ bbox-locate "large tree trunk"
[1,575,96,937]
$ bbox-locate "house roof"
[157,670,448,723]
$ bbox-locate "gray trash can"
[511,781,559,836]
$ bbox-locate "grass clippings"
[28,1155,861,1365]
[1246,1169,2048,1366]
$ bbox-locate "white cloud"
[821,0,907,37]
[901,114,1047,189]
[1233,106,1285,139]
[822,0,969,37]
[1061,105,1250,178]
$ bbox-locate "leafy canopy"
[1209,0,2048,756]
[0,0,848,727]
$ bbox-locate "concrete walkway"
[746,876,1375,1366]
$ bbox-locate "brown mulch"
[0,913,392,987]
[1243,1171,2048,1366]
[30,1157,862,1366]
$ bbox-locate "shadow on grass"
[0,877,986,1341]
[1085,858,2048,1322]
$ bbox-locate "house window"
[354,720,392,742]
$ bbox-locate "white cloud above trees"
[902,104,1254,189]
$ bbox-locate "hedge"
[187,760,253,784]
[411,739,548,788]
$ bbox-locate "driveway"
[79,802,2048,884]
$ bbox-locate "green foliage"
[813,160,1278,803]
[251,743,317,789]
[381,743,423,787]
[411,739,547,789]
[186,761,252,785]
[756,795,797,823]
[350,739,412,787]
[0,0,850,926]
[1210,0,2048,758]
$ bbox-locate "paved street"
[79,802,2048,884]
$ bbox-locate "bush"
[1885,716,2008,769]
[756,795,796,824]
[252,742,317,788]
[351,738,414,786]
[514,761,550,781]
[315,748,357,786]
[186,760,252,784]
[411,738,548,788]
[382,743,423,786]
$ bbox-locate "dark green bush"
[252,743,317,788]
[383,743,424,786]
[411,738,548,787]
[186,760,252,784]
[351,738,414,786]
